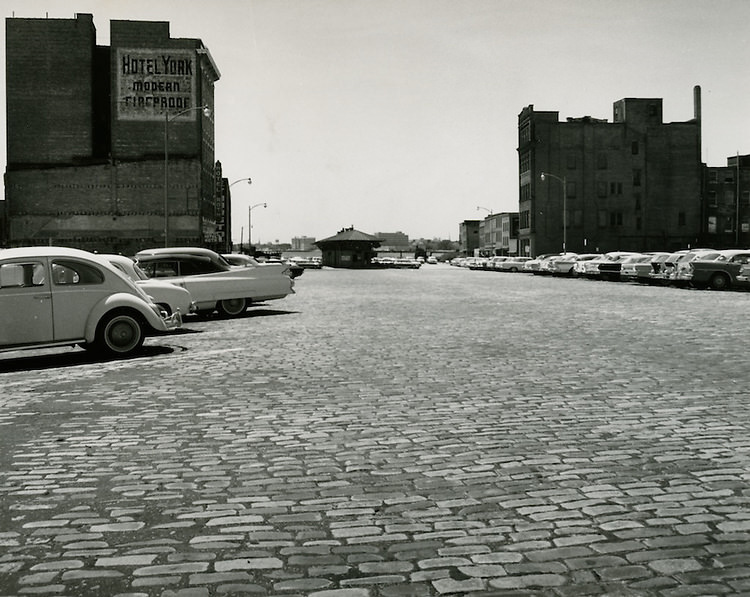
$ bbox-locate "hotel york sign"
[116,48,197,120]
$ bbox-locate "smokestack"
[693,85,701,122]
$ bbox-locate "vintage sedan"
[541,253,580,276]
[688,249,750,290]
[135,247,295,317]
[619,254,654,282]
[597,252,642,282]
[0,246,180,356]
[103,254,195,316]
[496,256,531,272]
[668,249,720,286]
[223,253,304,279]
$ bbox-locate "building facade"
[477,212,519,256]
[458,220,480,256]
[701,155,750,249]
[291,236,317,251]
[4,14,222,254]
[315,227,381,268]
[373,231,410,251]
[517,87,703,257]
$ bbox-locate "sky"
[2,0,750,245]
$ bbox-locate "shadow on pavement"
[0,344,178,374]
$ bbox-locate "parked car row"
[372,256,423,268]
[455,249,750,291]
[0,246,298,358]
[450,256,532,272]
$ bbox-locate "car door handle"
[33,294,52,300]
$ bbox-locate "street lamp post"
[248,202,267,252]
[228,178,252,251]
[164,104,211,247]
[540,171,567,253]
[476,206,493,215]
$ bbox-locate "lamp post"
[248,202,267,251]
[476,206,493,215]
[164,104,211,247]
[540,171,567,253]
[228,178,252,251]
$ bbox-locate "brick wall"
[6,15,96,165]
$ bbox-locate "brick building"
[3,14,223,254]
[517,87,704,257]
[702,154,750,248]
[458,220,480,256]
[477,212,519,256]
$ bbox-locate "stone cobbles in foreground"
[1,266,750,596]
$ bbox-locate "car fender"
[84,293,168,342]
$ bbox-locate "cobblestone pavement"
[1,265,750,597]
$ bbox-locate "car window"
[51,260,104,285]
[179,257,224,275]
[0,261,46,288]
[139,260,179,278]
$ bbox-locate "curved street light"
[540,171,567,253]
[248,202,267,249]
[228,178,252,251]
[476,206,493,215]
[164,104,211,247]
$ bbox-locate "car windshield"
[131,263,150,280]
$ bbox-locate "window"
[597,182,607,198]
[519,153,530,174]
[598,210,607,228]
[634,194,641,210]
[744,191,750,206]
[678,212,686,227]
[520,184,531,201]
[707,216,717,234]
[708,170,718,183]
[0,262,45,288]
[520,122,531,143]
[707,191,717,206]
[51,260,104,285]
[609,182,623,196]
[633,169,642,187]
[566,154,577,169]
[636,216,642,230]
[566,181,576,198]
[631,141,639,155]
[609,212,623,227]
[597,153,608,169]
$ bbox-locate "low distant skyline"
[2,0,749,244]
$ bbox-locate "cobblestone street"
[1,264,750,597]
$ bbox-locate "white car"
[135,247,295,317]
[103,254,195,317]
[0,246,180,356]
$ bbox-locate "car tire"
[95,311,145,356]
[709,273,730,291]
[217,298,247,317]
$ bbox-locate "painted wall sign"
[116,48,197,120]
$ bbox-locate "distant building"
[3,14,222,253]
[458,220,480,256]
[291,236,317,251]
[315,227,382,268]
[702,154,750,248]
[373,231,410,250]
[517,87,703,256]
[478,212,519,256]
